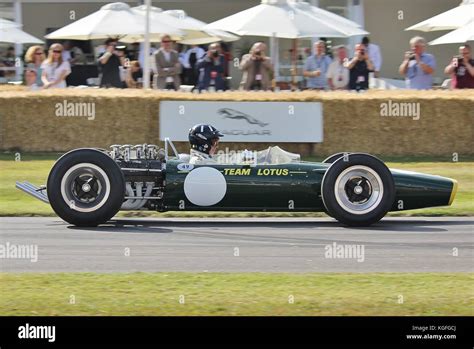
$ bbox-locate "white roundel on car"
[184,167,227,206]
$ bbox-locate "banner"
[159,101,323,142]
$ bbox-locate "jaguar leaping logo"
[217,108,269,127]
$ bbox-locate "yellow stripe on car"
[448,179,458,206]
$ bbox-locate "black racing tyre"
[47,149,125,227]
[322,152,351,164]
[321,153,395,226]
[321,153,351,218]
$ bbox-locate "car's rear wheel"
[321,153,395,226]
[47,149,125,227]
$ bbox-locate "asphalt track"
[0,217,473,273]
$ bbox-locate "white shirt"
[119,66,127,82]
[366,43,382,72]
[326,59,350,89]
[163,50,171,62]
[189,149,216,165]
[62,50,72,63]
[41,60,71,88]
[178,52,187,67]
[70,47,85,64]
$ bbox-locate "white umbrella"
[175,34,236,45]
[45,2,183,41]
[120,5,183,42]
[0,26,43,44]
[0,18,21,29]
[205,0,368,86]
[120,6,238,44]
[405,0,474,32]
[308,5,363,29]
[429,20,474,45]
[205,0,368,39]
[162,10,239,45]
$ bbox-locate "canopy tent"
[161,10,238,45]
[206,0,367,39]
[205,0,368,87]
[405,0,474,32]
[0,25,43,44]
[429,20,474,45]
[0,18,21,29]
[120,7,238,45]
[45,2,183,41]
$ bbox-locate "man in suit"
[153,34,181,90]
[239,42,274,91]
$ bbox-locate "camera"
[254,51,262,57]
[211,50,219,58]
[454,55,463,64]
[114,45,126,56]
[407,51,416,60]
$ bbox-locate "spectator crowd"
[2,35,473,91]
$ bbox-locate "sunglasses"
[53,50,62,53]
[162,40,171,43]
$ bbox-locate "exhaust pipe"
[15,181,49,204]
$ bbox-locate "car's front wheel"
[47,149,125,227]
[321,153,395,226]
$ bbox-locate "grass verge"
[0,273,472,316]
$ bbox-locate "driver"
[188,124,223,165]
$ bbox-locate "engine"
[108,144,166,211]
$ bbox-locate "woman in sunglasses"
[24,45,45,89]
[41,43,71,89]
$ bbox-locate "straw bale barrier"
[0,86,472,156]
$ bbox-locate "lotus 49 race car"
[16,139,457,227]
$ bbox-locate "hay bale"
[0,88,472,156]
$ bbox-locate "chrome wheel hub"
[60,163,111,212]
[334,165,384,215]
